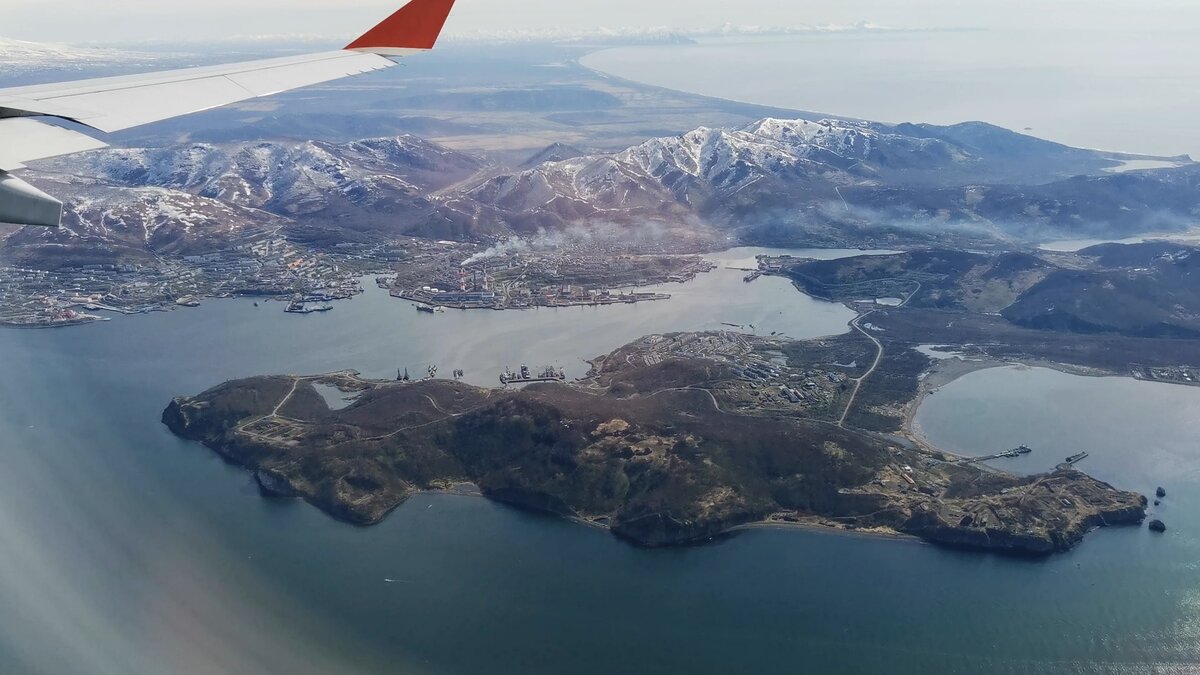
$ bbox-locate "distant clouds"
[0,37,161,73]
[441,22,930,46]
[1,0,1197,44]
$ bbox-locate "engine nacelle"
[0,171,61,228]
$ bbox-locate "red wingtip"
[346,0,457,52]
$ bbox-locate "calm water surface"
[916,365,1200,496]
[1,249,1197,674]
[584,30,1200,159]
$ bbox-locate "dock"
[501,364,566,386]
[285,302,332,314]
[1057,451,1089,471]
[957,445,1034,465]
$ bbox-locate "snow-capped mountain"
[4,181,288,266]
[9,118,1197,263]
[0,38,159,74]
[4,135,486,266]
[40,135,485,232]
[458,118,980,230]
[444,22,905,46]
[520,143,589,168]
[453,117,1199,239]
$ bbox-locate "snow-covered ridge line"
[4,21,966,55]
[441,22,961,45]
[467,116,947,218]
[0,37,160,67]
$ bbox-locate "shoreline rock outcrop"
[162,360,1147,555]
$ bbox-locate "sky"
[2,0,1199,44]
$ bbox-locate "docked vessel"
[1057,451,1090,471]
[500,364,567,385]
[286,302,333,314]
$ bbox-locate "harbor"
[285,301,333,315]
[5,249,1196,674]
[1058,451,1090,471]
[501,364,567,386]
[383,252,696,312]
[955,445,1035,465]
[950,445,1093,471]
[396,286,672,311]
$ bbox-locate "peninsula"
[164,331,1146,555]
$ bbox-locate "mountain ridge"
[9,117,1196,262]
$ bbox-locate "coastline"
[175,335,1148,557]
[734,518,916,544]
[901,356,1008,458]
[576,37,1200,161]
[298,482,914,547]
[341,483,919,546]
[576,44,846,125]
[898,353,1146,461]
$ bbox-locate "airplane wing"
[0,0,456,227]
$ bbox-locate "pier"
[1057,451,1090,471]
[501,365,566,386]
[285,301,333,314]
[957,445,1034,465]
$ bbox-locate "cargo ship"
[286,301,333,314]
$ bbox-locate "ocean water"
[2,248,1199,674]
[583,30,1200,159]
[915,365,1200,488]
[4,32,1198,673]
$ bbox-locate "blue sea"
[1,248,1198,674]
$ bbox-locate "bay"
[583,30,1200,159]
[2,248,1197,674]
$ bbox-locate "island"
[163,330,1147,556]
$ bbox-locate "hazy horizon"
[3,0,1200,44]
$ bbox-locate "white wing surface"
[0,0,456,227]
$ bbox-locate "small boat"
[416,304,436,314]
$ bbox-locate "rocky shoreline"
[162,335,1148,556]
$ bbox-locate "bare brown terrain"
[164,332,1147,555]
